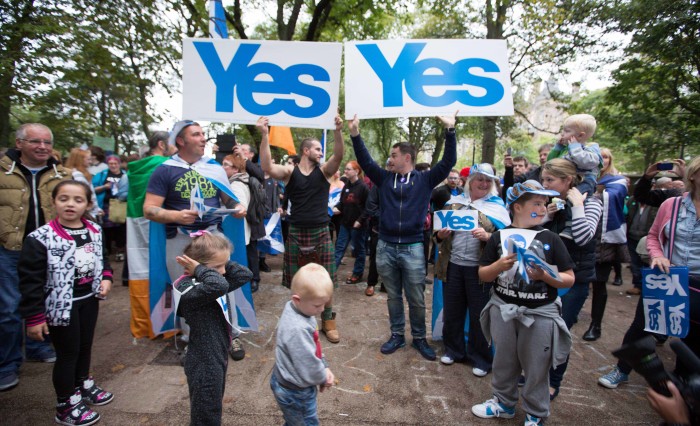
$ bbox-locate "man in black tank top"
[259,115,345,343]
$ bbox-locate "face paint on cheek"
[531,212,538,218]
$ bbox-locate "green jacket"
[0,150,72,250]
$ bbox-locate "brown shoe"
[322,313,340,343]
[626,287,641,295]
[346,274,362,284]
[365,286,375,296]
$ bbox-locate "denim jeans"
[270,373,319,426]
[334,225,366,276]
[0,247,53,378]
[376,240,427,338]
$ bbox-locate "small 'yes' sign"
[433,210,478,232]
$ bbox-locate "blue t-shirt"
[146,164,223,238]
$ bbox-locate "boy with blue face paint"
[472,180,576,426]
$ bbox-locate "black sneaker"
[229,337,245,361]
[380,333,406,354]
[412,338,436,361]
[259,259,271,273]
[56,390,100,426]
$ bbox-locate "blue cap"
[168,120,196,146]
[506,180,559,207]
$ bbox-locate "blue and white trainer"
[472,396,515,419]
[525,413,544,425]
[598,366,629,389]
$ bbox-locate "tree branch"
[514,108,558,134]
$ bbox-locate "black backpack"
[247,175,269,226]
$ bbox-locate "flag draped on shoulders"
[126,155,170,339]
[598,174,628,244]
[446,193,512,229]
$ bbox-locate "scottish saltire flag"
[258,212,285,254]
[598,174,628,244]
[208,0,228,38]
[328,186,342,216]
[147,156,258,335]
[190,182,206,218]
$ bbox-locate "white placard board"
[183,39,342,129]
[344,39,514,119]
[433,210,479,231]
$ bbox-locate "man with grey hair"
[0,123,72,391]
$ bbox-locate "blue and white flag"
[328,186,342,216]
[208,0,228,38]
[598,174,628,244]
[642,267,689,338]
[258,212,285,255]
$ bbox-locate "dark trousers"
[590,262,616,327]
[550,279,589,390]
[628,238,647,289]
[246,241,260,282]
[367,230,379,286]
[48,296,99,399]
[442,263,493,371]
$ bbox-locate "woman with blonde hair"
[65,148,101,218]
[540,158,603,399]
[599,148,618,177]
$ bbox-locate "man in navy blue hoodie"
[348,113,457,360]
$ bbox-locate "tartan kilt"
[282,223,337,288]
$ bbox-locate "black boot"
[259,259,271,273]
[582,323,601,341]
[251,280,259,293]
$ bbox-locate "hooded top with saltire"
[0,149,72,250]
[351,129,456,244]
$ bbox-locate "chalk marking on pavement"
[424,395,449,412]
[334,386,369,395]
[585,344,609,361]
[341,348,378,379]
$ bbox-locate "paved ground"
[0,253,673,425]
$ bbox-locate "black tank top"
[286,166,330,227]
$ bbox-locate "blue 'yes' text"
[194,42,331,118]
[356,42,505,108]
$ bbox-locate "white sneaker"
[472,396,515,419]
[472,367,488,377]
[440,354,455,365]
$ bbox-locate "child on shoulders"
[547,114,602,195]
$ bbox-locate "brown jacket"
[0,151,72,250]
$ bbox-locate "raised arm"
[348,114,386,185]
[258,116,294,183]
[428,112,458,187]
[321,114,344,179]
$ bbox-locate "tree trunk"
[480,0,509,164]
[481,116,497,164]
[0,0,36,146]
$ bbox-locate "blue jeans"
[334,225,366,276]
[0,247,52,378]
[376,240,426,338]
[270,374,319,426]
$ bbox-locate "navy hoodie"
[351,129,456,244]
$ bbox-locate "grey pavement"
[0,254,670,425]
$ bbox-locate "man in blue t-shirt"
[143,121,246,354]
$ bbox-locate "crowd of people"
[0,113,697,426]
